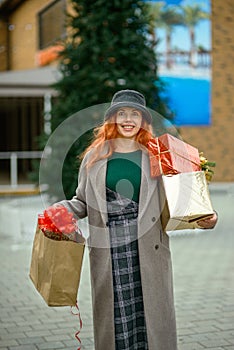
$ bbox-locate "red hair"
[82,115,154,168]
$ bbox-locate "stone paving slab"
[171,188,234,350]
[0,186,233,349]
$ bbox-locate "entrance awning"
[0,66,61,97]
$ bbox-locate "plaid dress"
[106,187,148,350]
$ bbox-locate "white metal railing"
[0,151,43,188]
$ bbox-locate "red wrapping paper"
[38,205,79,241]
[148,133,201,178]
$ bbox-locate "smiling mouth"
[121,124,135,131]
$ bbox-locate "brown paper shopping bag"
[29,226,85,306]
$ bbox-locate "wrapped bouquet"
[38,205,82,242]
[199,152,216,182]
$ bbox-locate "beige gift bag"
[29,225,85,306]
[159,171,214,232]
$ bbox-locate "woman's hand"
[197,211,218,229]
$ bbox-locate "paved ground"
[0,183,233,350]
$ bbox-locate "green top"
[106,150,142,203]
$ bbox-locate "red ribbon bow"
[38,205,77,234]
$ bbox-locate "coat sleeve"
[57,153,88,219]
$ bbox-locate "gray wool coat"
[60,149,178,350]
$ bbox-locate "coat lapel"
[88,148,159,227]
[138,151,162,238]
[89,156,108,215]
[138,151,159,215]
[88,149,158,209]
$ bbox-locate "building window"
[38,0,66,50]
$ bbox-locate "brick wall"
[179,0,234,182]
[0,18,8,71]
[6,0,52,70]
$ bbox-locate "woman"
[60,90,217,350]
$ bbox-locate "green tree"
[180,4,210,67]
[38,0,172,200]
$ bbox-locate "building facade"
[0,0,65,184]
[0,0,233,184]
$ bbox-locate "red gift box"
[147,133,201,177]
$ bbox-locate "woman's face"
[116,107,143,139]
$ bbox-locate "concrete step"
[0,185,40,196]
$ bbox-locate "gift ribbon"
[148,138,201,176]
[148,138,178,175]
[71,301,83,350]
[38,205,78,235]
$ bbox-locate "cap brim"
[104,102,152,124]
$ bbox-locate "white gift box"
[159,171,214,232]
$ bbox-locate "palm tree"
[150,4,183,69]
[160,6,183,68]
[147,1,165,48]
[180,4,210,67]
